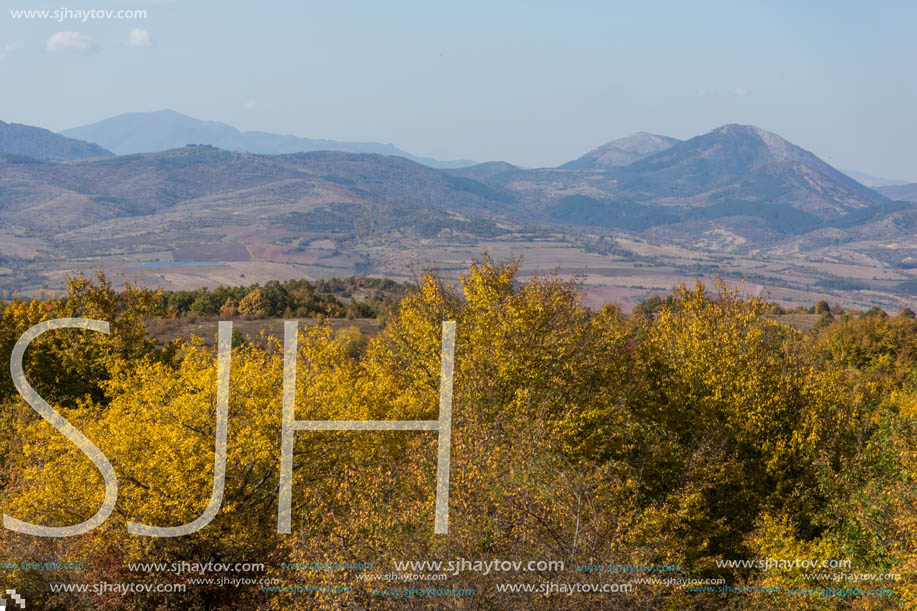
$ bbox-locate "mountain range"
[2,117,917,310]
[2,123,900,239]
[60,110,476,169]
[452,124,903,236]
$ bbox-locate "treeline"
[1,261,917,609]
[156,276,404,320]
[637,293,914,321]
[0,276,407,322]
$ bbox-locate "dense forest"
[0,258,915,609]
[160,276,407,320]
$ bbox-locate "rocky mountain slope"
[559,132,681,169]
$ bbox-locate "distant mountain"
[877,183,917,203]
[841,169,909,188]
[6,122,917,307]
[559,132,681,169]
[2,123,904,267]
[4,119,916,311]
[0,120,113,162]
[615,124,890,218]
[455,124,897,235]
[448,161,523,182]
[60,110,476,169]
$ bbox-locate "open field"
[18,229,913,315]
[17,233,913,316]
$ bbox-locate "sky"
[1,0,915,180]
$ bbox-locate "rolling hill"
[3,121,916,312]
[3,123,903,244]
[0,120,113,162]
[0,146,512,238]
[878,183,917,203]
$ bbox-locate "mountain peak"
[559,132,681,169]
[622,123,889,216]
[628,130,676,140]
[707,124,797,161]
[712,123,790,138]
[711,123,784,141]
[713,123,763,132]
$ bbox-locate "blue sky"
[1,0,915,179]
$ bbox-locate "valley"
[2,119,917,312]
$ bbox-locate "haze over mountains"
[0,120,113,162]
[877,183,917,203]
[841,169,909,188]
[2,117,917,311]
[60,110,477,169]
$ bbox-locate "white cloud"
[0,42,25,61]
[733,88,749,96]
[46,31,98,53]
[244,98,257,110]
[127,28,154,48]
